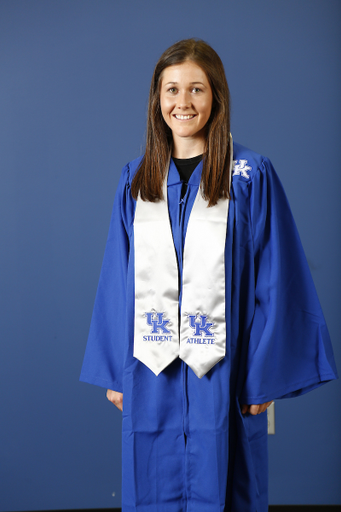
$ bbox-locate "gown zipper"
[178,181,190,509]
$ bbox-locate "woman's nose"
[177,90,191,109]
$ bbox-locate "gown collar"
[168,158,203,187]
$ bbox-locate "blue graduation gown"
[80,142,338,512]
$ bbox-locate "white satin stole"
[134,138,232,378]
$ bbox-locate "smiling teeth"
[175,114,195,120]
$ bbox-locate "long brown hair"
[131,38,231,206]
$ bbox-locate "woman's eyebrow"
[164,81,205,86]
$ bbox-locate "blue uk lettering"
[188,315,214,337]
[145,312,171,334]
[143,335,172,342]
[186,337,215,344]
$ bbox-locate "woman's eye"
[192,87,201,93]
[168,87,177,94]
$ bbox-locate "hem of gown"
[121,504,225,512]
[121,503,186,512]
[65,505,341,512]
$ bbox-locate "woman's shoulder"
[121,155,144,186]
[232,141,272,185]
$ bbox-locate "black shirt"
[172,154,203,199]
[172,154,203,183]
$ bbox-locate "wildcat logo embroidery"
[232,159,252,179]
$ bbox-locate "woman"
[80,39,337,512]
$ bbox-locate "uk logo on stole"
[143,312,172,342]
[186,314,216,345]
[142,311,216,345]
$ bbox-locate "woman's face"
[160,60,213,150]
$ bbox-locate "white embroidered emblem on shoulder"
[232,159,252,179]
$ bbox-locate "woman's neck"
[171,134,205,159]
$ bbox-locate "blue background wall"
[1,0,340,510]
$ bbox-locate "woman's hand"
[106,389,123,411]
[241,402,273,415]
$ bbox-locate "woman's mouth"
[174,114,196,120]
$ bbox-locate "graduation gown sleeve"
[80,165,132,393]
[241,158,338,405]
